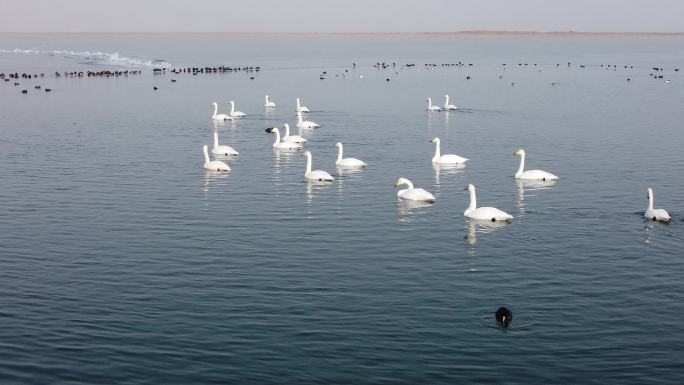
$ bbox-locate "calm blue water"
[1,35,684,384]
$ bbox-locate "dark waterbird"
[495,307,512,327]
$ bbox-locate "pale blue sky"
[2,0,682,33]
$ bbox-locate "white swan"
[443,94,458,110]
[426,97,441,111]
[395,177,435,202]
[282,123,307,143]
[464,184,513,221]
[295,97,310,113]
[296,111,319,128]
[202,144,230,171]
[514,149,559,181]
[264,95,276,108]
[303,150,334,181]
[210,102,232,121]
[334,142,366,168]
[431,137,468,164]
[211,131,239,156]
[229,101,247,118]
[267,127,302,150]
[645,187,671,222]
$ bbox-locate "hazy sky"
[2,0,682,33]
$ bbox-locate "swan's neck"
[306,155,312,175]
[213,133,219,147]
[516,153,526,177]
[648,190,654,210]
[230,102,235,114]
[297,112,302,124]
[265,95,269,103]
[444,95,449,107]
[468,188,477,212]
[433,141,441,162]
[297,98,301,108]
[283,125,290,138]
[212,104,218,118]
[203,146,210,163]
[273,129,281,145]
[337,145,343,162]
[427,98,432,108]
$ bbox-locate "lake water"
[1,34,683,384]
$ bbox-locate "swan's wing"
[400,188,435,201]
[309,170,334,181]
[520,170,558,180]
[439,154,468,164]
[475,207,513,220]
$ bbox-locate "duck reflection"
[465,218,510,246]
[515,179,557,216]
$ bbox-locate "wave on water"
[0,48,171,68]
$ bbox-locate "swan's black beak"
[464,187,469,191]
[265,127,274,133]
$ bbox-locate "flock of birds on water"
[205,93,672,227]
[4,57,677,326]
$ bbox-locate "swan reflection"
[395,199,433,217]
[465,218,509,246]
[515,179,557,215]
[203,169,229,192]
[305,180,333,204]
[433,163,465,187]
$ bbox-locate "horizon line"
[1,30,684,37]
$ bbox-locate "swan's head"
[443,95,449,98]
[303,150,312,158]
[283,123,290,129]
[202,144,208,152]
[465,183,476,192]
[229,100,235,105]
[514,149,526,156]
[395,177,411,188]
[265,127,277,133]
[333,142,342,148]
[210,102,217,107]
[647,187,653,200]
[430,137,440,144]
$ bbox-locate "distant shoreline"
[1,31,683,37]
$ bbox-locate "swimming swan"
[303,150,334,181]
[426,98,441,111]
[443,95,457,110]
[229,101,247,118]
[264,95,276,108]
[464,184,513,221]
[297,111,319,128]
[210,102,232,121]
[212,131,239,156]
[645,187,671,222]
[395,178,435,202]
[282,123,307,143]
[334,142,366,168]
[514,149,559,181]
[431,138,468,164]
[266,127,303,150]
[202,144,230,171]
[295,97,310,113]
